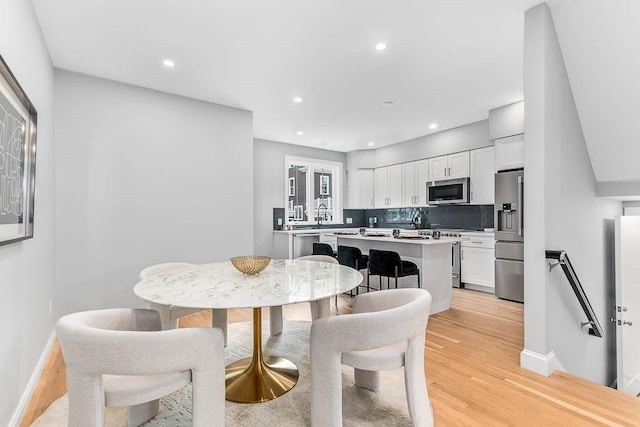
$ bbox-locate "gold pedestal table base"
[225,308,299,403]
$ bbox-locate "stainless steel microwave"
[427,178,470,204]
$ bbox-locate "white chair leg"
[404,338,434,426]
[310,298,330,321]
[66,371,106,427]
[211,309,228,346]
[354,368,380,392]
[127,400,159,427]
[270,306,283,336]
[310,349,343,427]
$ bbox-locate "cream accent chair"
[310,288,434,427]
[139,262,228,345]
[56,308,225,427]
[269,254,338,336]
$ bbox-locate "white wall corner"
[9,330,56,427]
[520,348,565,377]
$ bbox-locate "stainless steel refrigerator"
[494,169,524,303]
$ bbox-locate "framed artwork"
[0,55,37,246]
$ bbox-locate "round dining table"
[133,258,363,403]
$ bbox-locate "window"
[285,156,342,225]
[320,175,329,195]
[288,177,295,196]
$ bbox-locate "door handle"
[448,167,451,176]
[517,175,523,237]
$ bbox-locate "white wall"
[54,70,253,314]
[253,139,345,256]
[0,1,55,424]
[374,120,490,167]
[523,3,622,384]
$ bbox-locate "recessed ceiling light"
[375,43,387,51]
[382,101,394,106]
[296,131,304,136]
[162,59,175,68]
[368,142,375,146]
[293,97,303,103]
[429,123,438,129]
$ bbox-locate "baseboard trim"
[9,329,56,427]
[520,348,564,377]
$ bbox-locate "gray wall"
[253,139,345,255]
[523,3,621,384]
[374,120,490,167]
[54,70,254,315]
[0,1,55,424]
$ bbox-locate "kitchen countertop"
[335,233,462,245]
[273,228,357,235]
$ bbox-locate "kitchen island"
[335,233,460,314]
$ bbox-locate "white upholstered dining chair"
[310,288,434,427]
[269,254,339,336]
[56,308,225,427]
[139,262,228,345]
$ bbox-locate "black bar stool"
[336,245,369,295]
[313,242,336,257]
[367,249,420,291]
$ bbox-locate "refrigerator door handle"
[517,175,523,237]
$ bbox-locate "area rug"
[33,321,412,426]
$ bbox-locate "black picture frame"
[0,54,37,246]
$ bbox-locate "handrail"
[545,250,604,338]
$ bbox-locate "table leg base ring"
[224,356,299,403]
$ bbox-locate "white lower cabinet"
[461,235,495,292]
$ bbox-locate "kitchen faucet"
[317,203,327,225]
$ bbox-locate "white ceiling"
[31,0,540,152]
[30,0,640,183]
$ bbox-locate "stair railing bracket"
[548,260,561,272]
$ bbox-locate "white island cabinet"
[335,233,460,314]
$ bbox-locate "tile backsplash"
[273,205,494,231]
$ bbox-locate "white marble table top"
[133,259,363,310]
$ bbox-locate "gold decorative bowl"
[230,256,271,275]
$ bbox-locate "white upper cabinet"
[428,151,470,181]
[347,169,374,209]
[402,160,429,206]
[374,164,402,208]
[428,155,448,181]
[417,160,429,204]
[469,146,495,204]
[494,134,524,171]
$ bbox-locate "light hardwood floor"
[22,289,640,426]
